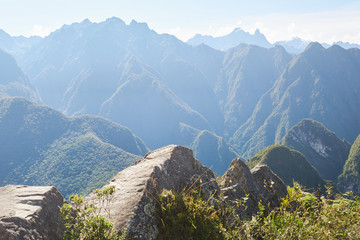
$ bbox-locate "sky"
[1,0,360,44]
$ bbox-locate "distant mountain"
[247,145,327,191]
[0,97,148,198]
[281,119,351,182]
[187,28,271,51]
[215,44,292,137]
[178,123,239,175]
[274,38,310,54]
[0,49,40,101]
[232,43,360,159]
[275,38,360,55]
[0,29,41,57]
[338,134,360,195]
[16,18,223,148]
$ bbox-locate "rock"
[87,145,287,239]
[86,145,218,240]
[221,158,287,218]
[0,185,65,240]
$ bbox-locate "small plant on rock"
[60,185,125,240]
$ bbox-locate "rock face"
[281,119,351,182]
[221,158,287,218]
[0,185,65,240]
[86,145,218,239]
[87,145,287,239]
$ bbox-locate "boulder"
[0,185,65,240]
[221,158,287,218]
[86,145,218,240]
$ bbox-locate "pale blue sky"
[1,0,360,43]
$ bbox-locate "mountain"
[247,145,327,191]
[0,49,40,101]
[274,38,310,54]
[232,43,360,158]
[216,44,292,137]
[338,134,360,195]
[0,97,148,198]
[0,29,41,57]
[187,28,271,50]
[16,18,224,148]
[274,38,360,55]
[281,119,351,182]
[178,123,239,174]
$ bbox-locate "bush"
[60,186,125,240]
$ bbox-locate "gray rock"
[86,144,218,240]
[221,158,287,218]
[87,145,287,239]
[0,185,65,240]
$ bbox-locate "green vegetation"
[157,189,229,240]
[0,97,146,198]
[240,183,360,239]
[60,186,125,240]
[281,118,350,182]
[157,182,360,239]
[338,134,360,194]
[247,145,327,191]
[25,132,140,198]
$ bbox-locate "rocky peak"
[86,145,287,239]
[0,185,65,240]
[86,145,218,239]
[221,158,287,218]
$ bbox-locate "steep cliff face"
[86,144,287,239]
[281,119,350,182]
[0,185,65,240]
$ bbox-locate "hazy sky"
[1,0,360,44]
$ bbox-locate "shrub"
[60,186,125,240]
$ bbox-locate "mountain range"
[1,17,360,195]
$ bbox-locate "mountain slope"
[178,123,239,175]
[216,44,292,136]
[232,43,360,158]
[0,49,39,101]
[281,119,351,181]
[247,145,327,191]
[16,18,220,147]
[338,134,360,195]
[0,97,147,198]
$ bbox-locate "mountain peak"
[304,42,325,52]
[129,19,149,29]
[105,17,126,26]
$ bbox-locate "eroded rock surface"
[87,145,287,240]
[86,145,218,240]
[221,158,287,218]
[0,185,65,240]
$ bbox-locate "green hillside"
[0,97,147,198]
[247,145,327,191]
[281,119,350,181]
[338,134,360,195]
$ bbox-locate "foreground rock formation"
[221,158,287,219]
[0,185,65,240]
[87,144,287,239]
[0,145,287,240]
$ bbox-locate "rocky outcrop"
[86,145,218,240]
[220,158,287,218]
[0,185,65,240]
[87,145,287,239]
